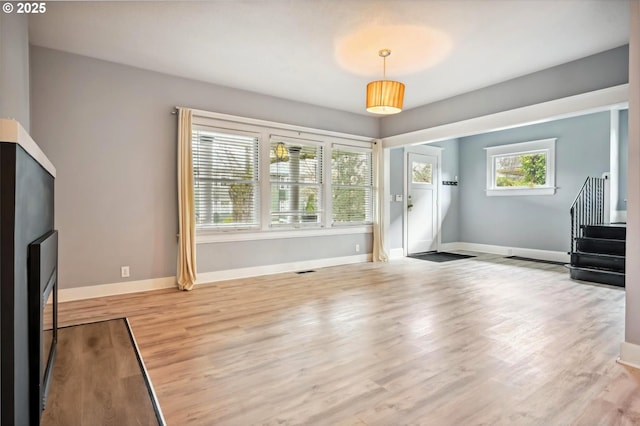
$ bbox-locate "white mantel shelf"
[0,119,56,177]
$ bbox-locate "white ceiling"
[29,0,630,116]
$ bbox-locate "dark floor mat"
[408,252,475,263]
[505,256,565,266]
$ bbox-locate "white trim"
[382,84,629,149]
[486,187,557,197]
[196,254,371,285]
[612,210,627,223]
[618,341,640,370]
[196,225,372,244]
[0,119,56,177]
[610,109,621,220]
[185,107,374,143]
[382,146,392,259]
[603,172,612,224]
[389,248,405,259]
[58,254,371,302]
[438,242,569,263]
[58,276,177,303]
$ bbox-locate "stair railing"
[570,176,606,254]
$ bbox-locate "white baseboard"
[58,276,177,303]
[438,242,569,263]
[195,254,371,285]
[618,341,640,370]
[389,248,404,260]
[612,210,627,223]
[58,254,372,302]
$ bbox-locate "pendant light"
[366,49,405,114]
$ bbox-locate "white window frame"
[485,138,556,196]
[190,110,374,244]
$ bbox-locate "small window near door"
[412,162,432,184]
[486,138,556,196]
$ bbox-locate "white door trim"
[403,145,443,256]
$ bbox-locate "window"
[485,138,556,196]
[189,111,375,241]
[192,127,260,228]
[412,162,432,184]
[269,137,323,227]
[331,145,373,225]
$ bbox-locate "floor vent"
[296,270,316,275]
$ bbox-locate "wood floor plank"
[55,253,639,425]
[41,320,160,426]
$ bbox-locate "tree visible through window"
[332,147,373,224]
[192,129,259,228]
[495,152,547,187]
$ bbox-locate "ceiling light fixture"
[366,49,405,115]
[274,141,288,161]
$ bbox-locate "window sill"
[486,187,556,197]
[196,225,373,244]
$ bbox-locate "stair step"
[575,237,625,256]
[571,252,625,272]
[581,224,626,240]
[567,265,625,287]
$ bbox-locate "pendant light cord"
[383,55,386,79]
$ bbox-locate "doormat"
[505,256,565,266]
[408,252,475,263]
[41,318,165,426]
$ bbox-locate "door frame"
[403,145,443,257]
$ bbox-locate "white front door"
[407,152,438,254]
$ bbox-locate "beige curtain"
[177,108,197,290]
[372,140,389,262]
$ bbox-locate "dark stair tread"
[573,251,625,260]
[575,240,625,255]
[567,265,625,287]
[580,224,626,240]
[571,252,625,272]
[566,265,625,275]
[576,236,625,241]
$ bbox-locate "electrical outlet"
[355,244,360,252]
[121,266,130,278]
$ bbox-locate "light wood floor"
[57,253,640,425]
[42,320,160,426]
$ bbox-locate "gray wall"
[459,112,610,252]
[0,13,30,131]
[380,45,629,138]
[198,234,372,271]
[619,108,629,211]
[430,138,460,243]
[30,47,378,289]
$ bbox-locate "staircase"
[566,176,626,287]
[567,224,626,287]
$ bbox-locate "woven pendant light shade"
[366,80,405,114]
